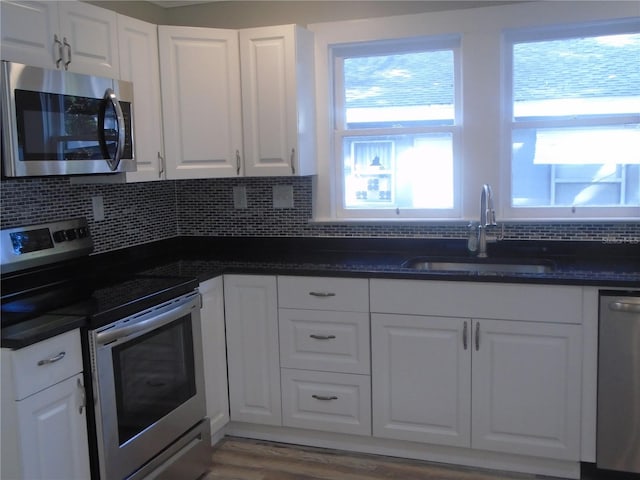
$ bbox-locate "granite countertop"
[2,236,638,349]
[132,236,640,288]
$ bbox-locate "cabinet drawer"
[11,329,83,400]
[281,368,371,436]
[279,309,370,374]
[278,276,369,312]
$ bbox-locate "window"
[333,36,461,219]
[506,23,640,215]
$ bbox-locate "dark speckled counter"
[131,236,639,288]
[3,236,638,349]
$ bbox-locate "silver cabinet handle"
[309,334,336,340]
[157,151,164,178]
[463,321,468,350]
[54,34,63,68]
[309,292,336,298]
[77,378,86,414]
[609,301,640,314]
[63,37,71,70]
[475,322,480,351]
[236,150,241,175]
[290,148,296,174]
[38,351,65,366]
[312,395,338,401]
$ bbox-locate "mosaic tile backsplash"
[1,176,638,254]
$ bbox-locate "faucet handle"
[467,222,479,252]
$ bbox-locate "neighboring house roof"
[345,34,640,109]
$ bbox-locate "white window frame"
[332,36,462,220]
[501,19,640,220]
[309,2,640,224]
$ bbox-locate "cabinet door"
[224,275,281,425]
[471,319,582,460]
[16,373,90,480]
[118,15,164,182]
[371,313,471,447]
[159,26,242,179]
[58,1,119,77]
[200,277,230,436]
[0,1,60,68]
[240,25,316,176]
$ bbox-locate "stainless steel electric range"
[1,218,211,480]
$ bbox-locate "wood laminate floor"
[204,437,539,480]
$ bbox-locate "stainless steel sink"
[402,258,554,274]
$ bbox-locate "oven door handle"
[96,297,197,345]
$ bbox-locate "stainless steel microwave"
[1,61,135,177]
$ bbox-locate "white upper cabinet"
[158,26,243,179]
[240,25,316,176]
[118,15,165,182]
[1,1,119,77]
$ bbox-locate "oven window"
[112,314,196,445]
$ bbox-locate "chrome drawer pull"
[309,292,336,298]
[37,351,66,366]
[310,334,336,340]
[312,394,338,401]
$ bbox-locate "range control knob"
[53,230,66,243]
[65,229,77,240]
[76,227,89,238]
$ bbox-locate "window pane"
[510,31,640,209]
[513,33,640,118]
[344,50,454,128]
[342,133,453,209]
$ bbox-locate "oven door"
[90,291,206,480]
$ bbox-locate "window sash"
[502,20,640,217]
[333,37,462,219]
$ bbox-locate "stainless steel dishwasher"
[597,292,640,475]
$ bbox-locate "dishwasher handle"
[609,301,640,314]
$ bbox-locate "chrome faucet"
[468,184,501,258]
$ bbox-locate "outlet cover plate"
[273,185,294,208]
[233,186,247,209]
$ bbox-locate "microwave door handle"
[102,88,125,171]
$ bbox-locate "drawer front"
[281,368,371,436]
[279,309,370,374]
[278,276,369,312]
[11,329,83,400]
[370,279,583,324]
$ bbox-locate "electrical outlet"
[233,186,247,209]
[92,196,105,221]
[273,185,294,209]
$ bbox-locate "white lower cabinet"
[200,277,230,437]
[372,314,581,460]
[471,318,582,460]
[1,329,90,480]
[224,274,281,425]
[371,314,471,447]
[370,279,583,462]
[277,276,372,436]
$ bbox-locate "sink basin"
[402,257,554,274]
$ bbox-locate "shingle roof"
[344,34,639,109]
